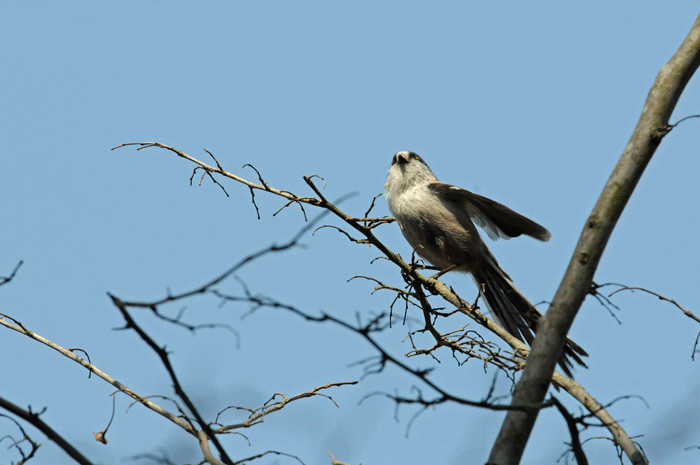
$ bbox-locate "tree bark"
[488,11,700,465]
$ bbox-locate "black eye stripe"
[391,151,427,167]
[406,152,421,162]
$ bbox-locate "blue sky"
[2,2,700,464]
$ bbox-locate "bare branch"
[0,260,23,287]
[490,12,700,465]
[125,452,177,465]
[111,209,330,311]
[216,287,557,413]
[204,148,225,171]
[112,142,323,207]
[108,296,234,465]
[608,286,700,324]
[0,412,40,465]
[551,396,588,465]
[115,140,643,460]
[0,313,196,435]
[663,112,700,131]
[0,395,93,465]
[587,282,623,324]
[231,450,304,465]
[313,224,371,244]
[214,382,356,434]
[190,150,230,197]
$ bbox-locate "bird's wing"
[428,182,551,242]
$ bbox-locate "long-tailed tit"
[384,151,587,377]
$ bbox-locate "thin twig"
[609,286,700,324]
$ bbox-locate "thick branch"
[489,12,700,465]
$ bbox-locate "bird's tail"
[472,259,588,378]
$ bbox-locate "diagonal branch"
[0,313,196,435]
[0,395,93,465]
[490,11,700,465]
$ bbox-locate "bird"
[384,150,587,377]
